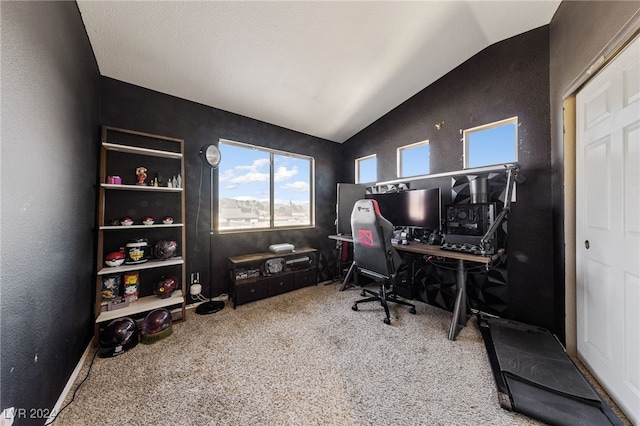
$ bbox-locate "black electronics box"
[445,203,498,249]
[285,256,311,270]
[393,264,415,300]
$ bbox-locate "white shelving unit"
[96,291,184,324]
[97,257,184,276]
[99,223,183,231]
[95,126,187,328]
[100,183,183,192]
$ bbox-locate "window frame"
[355,154,377,184]
[217,139,315,233]
[463,116,518,169]
[397,140,430,178]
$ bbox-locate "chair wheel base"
[383,318,391,325]
[352,304,358,311]
[410,307,416,314]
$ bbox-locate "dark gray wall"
[2,1,638,419]
[100,78,343,300]
[342,27,558,334]
[549,1,640,342]
[1,2,100,423]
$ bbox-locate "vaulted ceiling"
[77,1,561,143]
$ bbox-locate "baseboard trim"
[45,342,94,425]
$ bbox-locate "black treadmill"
[478,313,624,426]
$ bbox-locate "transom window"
[398,140,430,177]
[218,139,314,232]
[463,116,518,169]
[355,154,377,184]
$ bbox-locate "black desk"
[328,234,503,340]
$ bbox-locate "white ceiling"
[77,1,561,143]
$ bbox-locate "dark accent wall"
[1,2,101,423]
[100,78,343,300]
[342,27,557,334]
[549,1,640,343]
[2,2,637,419]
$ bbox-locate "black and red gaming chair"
[350,199,416,324]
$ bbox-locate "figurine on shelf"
[136,167,147,186]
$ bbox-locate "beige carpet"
[54,282,551,425]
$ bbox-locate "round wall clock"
[201,144,221,168]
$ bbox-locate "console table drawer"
[235,281,268,306]
[267,274,294,296]
[294,268,317,289]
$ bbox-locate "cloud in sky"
[280,180,309,192]
[220,158,269,184]
[228,171,269,184]
[275,166,298,182]
[236,158,269,172]
[221,159,299,186]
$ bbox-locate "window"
[398,140,429,177]
[355,154,377,184]
[218,139,314,232]
[463,116,518,169]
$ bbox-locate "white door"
[576,35,639,424]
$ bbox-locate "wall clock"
[201,144,221,168]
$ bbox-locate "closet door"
[576,35,639,424]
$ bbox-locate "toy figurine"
[136,167,147,185]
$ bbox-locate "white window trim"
[397,139,429,178]
[218,139,315,233]
[355,154,377,184]
[463,116,518,169]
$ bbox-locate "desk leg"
[340,261,357,291]
[328,241,346,286]
[448,259,468,341]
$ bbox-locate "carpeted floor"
[53,282,563,425]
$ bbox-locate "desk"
[328,234,503,340]
[328,234,357,290]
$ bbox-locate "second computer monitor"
[368,187,441,231]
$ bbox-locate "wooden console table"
[228,248,317,308]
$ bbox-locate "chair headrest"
[351,199,386,248]
[352,199,382,217]
[350,198,398,276]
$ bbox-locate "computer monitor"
[367,188,441,231]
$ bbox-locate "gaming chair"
[350,199,416,324]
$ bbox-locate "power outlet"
[191,272,200,284]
